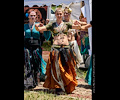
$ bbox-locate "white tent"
[24,0,92,55]
[24,0,82,7]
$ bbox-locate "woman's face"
[64,10,70,20]
[55,10,63,21]
[28,11,36,22]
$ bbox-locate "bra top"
[24,22,40,39]
[46,22,72,37]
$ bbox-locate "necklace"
[29,22,35,30]
[29,22,35,42]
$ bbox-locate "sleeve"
[66,22,72,29]
[45,22,53,31]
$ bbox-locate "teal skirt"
[24,47,46,89]
[85,55,92,85]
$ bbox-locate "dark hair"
[24,5,29,7]
[32,5,39,7]
[90,20,92,26]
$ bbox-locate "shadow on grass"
[28,88,67,96]
[77,84,92,89]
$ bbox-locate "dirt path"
[36,51,92,99]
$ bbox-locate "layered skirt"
[69,40,83,68]
[24,47,46,89]
[43,45,78,93]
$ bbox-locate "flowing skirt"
[70,40,83,68]
[85,55,92,85]
[43,45,78,94]
[24,47,46,89]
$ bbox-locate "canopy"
[24,0,83,6]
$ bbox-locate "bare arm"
[35,23,47,33]
[72,24,81,30]
[73,20,87,25]
[81,23,92,30]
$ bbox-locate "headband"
[64,7,72,13]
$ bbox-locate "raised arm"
[35,23,47,33]
[71,20,91,30]
[72,24,81,30]
[73,20,87,25]
[80,23,92,30]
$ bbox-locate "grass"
[24,68,88,100]
[76,68,88,79]
[32,41,89,100]
[24,90,86,100]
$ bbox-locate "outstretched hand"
[35,23,44,27]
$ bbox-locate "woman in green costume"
[35,7,82,94]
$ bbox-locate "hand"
[35,23,40,27]
[35,23,41,31]
[35,22,44,27]
[81,24,92,30]
[39,22,44,27]
[73,20,81,25]
[46,19,50,24]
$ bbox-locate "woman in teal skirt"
[24,10,47,89]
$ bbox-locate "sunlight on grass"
[24,90,83,100]
[76,68,88,79]
[24,90,91,100]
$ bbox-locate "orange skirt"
[43,46,78,94]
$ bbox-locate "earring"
[25,13,29,18]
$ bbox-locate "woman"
[35,7,82,94]
[24,10,46,89]
[63,7,84,69]
[85,21,92,85]
[63,7,87,25]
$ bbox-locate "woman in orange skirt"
[35,7,82,94]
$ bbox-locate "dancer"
[24,10,46,89]
[85,21,92,85]
[63,7,84,69]
[35,7,83,94]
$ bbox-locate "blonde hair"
[64,7,72,13]
[55,7,64,13]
